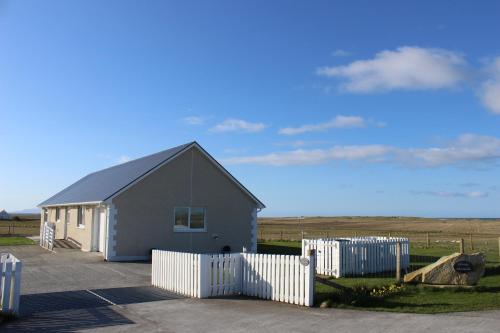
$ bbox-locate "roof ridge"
[87,142,195,176]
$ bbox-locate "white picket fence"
[0,253,22,315]
[241,253,314,306]
[152,251,202,297]
[152,250,315,306]
[40,222,55,251]
[302,237,410,277]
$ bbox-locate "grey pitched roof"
[39,142,194,206]
[39,142,265,209]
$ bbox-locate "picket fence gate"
[40,222,55,251]
[302,237,410,277]
[152,250,315,306]
[0,253,22,315]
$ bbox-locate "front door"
[64,208,69,239]
[98,209,106,252]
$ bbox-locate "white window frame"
[77,206,85,229]
[173,207,207,233]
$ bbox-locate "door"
[64,208,69,239]
[98,209,106,252]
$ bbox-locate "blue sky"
[1,1,500,217]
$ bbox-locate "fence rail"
[0,253,22,315]
[152,250,315,306]
[303,237,409,277]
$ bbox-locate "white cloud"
[182,116,205,125]
[410,190,489,198]
[478,57,500,114]
[332,49,351,57]
[397,134,500,167]
[279,115,366,135]
[224,145,391,166]
[316,46,466,93]
[224,134,500,167]
[467,191,489,198]
[274,140,330,148]
[117,155,131,164]
[210,119,266,133]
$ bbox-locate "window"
[43,209,48,222]
[77,206,85,228]
[174,207,206,232]
[55,208,60,222]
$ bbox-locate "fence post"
[280,230,283,241]
[459,238,464,254]
[395,242,401,282]
[198,254,209,298]
[305,249,315,307]
[301,230,304,240]
[426,232,430,248]
[11,259,22,315]
[469,234,474,251]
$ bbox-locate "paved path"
[0,245,151,294]
[5,297,499,333]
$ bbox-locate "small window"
[190,207,205,229]
[77,206,85,228]
[174,207,189,228]
[55,208,60,222]
[174,207,206,232]
[43,209,48,222]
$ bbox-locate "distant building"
[0,210,11,220]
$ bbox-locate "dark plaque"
[453,261,474,273]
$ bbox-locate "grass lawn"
[0,236,36,246]
[258,240,500,313]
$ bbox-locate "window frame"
[77,206,85,229]
[43,209,48,223]
[173,206,207,233]
[55,207,60,222]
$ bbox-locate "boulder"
[404,252,485,286]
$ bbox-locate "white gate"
[152,250,315,307]
[303,237,410,277]
[0,253,22,315]
[40,222,55,251]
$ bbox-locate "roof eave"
[38,201,104,208]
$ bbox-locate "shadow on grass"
[485,265,500,276]
[409,254,441,263]
[257,244,301,255]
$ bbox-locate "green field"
[258,240,500,313]
[0,236,36,246]
[0,214,40,236]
